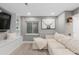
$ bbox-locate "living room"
[0,3,79,55]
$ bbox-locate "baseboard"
[23,41,33,44]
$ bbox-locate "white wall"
[73,13,79,40]
[56,12,66,34]
[10,13,16,32]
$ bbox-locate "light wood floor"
[10,43,49,55]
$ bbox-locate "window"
[27,21,38,34]
[27,22,32,33]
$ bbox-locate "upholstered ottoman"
[32,37,47,50]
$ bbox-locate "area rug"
[10,43,49,55]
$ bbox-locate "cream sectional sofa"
[47,32,79,55]
[47,39,75,55]
[33,32,79,55]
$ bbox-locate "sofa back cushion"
[48,39,65,49]
[57,38,71,45]
[47,39,57,43]
[57,35,71,45]
[54,32,64,40]
[54,32,71,45]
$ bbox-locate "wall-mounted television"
[0,12,11,32]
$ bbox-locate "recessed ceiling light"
[51,12,55,15]
[25,3,28,5]
[27,12,31,15]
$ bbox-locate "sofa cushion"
[54,32,65,40]
[48,39,65,49]
[65,39,79,54]
[54,32,71,45]
[52,49,75,55]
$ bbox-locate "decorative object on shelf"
[42,18,55,29]
[67,16,72,23]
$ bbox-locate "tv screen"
[0,12,11,32]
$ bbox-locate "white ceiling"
[0,3,79,16]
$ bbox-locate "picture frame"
[41,18,55,29]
